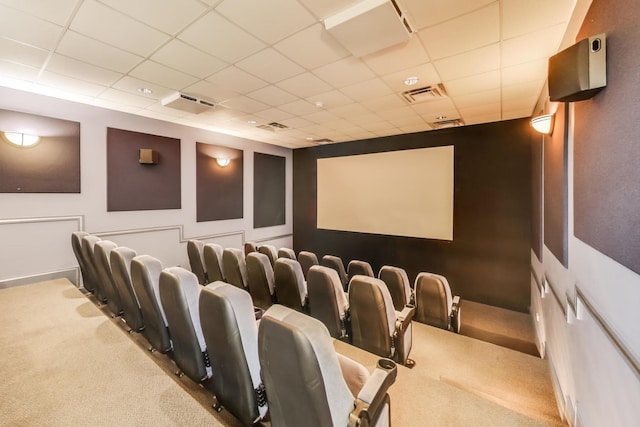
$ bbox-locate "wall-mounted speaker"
[139,148,158,165]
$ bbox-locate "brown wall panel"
[196,143,243,222]
[254,152,286,228]
[531,132,543,262]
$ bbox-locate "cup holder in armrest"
[254,307,264,320]
[377,358,396,372]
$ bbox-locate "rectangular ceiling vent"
[401,83,447,104]
[431,118,464,130]
[324,0,413,57]
[161,92,216,114]
[256,122,289,132]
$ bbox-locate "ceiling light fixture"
[247,120,257,125]
[404,76,419,86]
[530,113,555,135]
[216,158,230,167]
[2,131,40,147]
[137,87,153,95]
[436,115,447,120]
[306,137,314,141]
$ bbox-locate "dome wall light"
[2,131,40,147]
[216,157,230,167]
[530,114,555,135]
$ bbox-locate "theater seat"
[258,244,278,267]
[347,260,375,282]
[71,232,92,290]
[298,250,319,280]
[246,252,276,310]
[277,247,296,260]
[244,242,258,257]
[130,255,172,354]
[159,267,212,382]
[93,240,123,317]
[349,276,415,366]
[81,235,104,300]
[379,266,413,311]
[222,248,248,289]
[307,265,349,339]
[110,246,144,333]
[203,243,225,283]
[187,240,207,285]
[258,305,397,427]
[414,272,461,332]
[321,255,349,291]
[199,282,267,425]
[273,258,307,312]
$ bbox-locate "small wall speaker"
[139,148,159,165]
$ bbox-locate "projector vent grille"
[401,84,447,104]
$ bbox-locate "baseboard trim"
[0,267,79,290]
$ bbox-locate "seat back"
[414,272,452,329]
[203,243,225,282]
[246,252,275,310]
[130,255,172,353]
[321,255,348,291]
[71,232,91,289]
[159,267,211,382]
[349,276,396,359]
[93,240,123,316]
[277,247,296,260]
[347,260,375,282]
[222,248,248,289]
[379,266,412,311]
[110,246,144,332]
[307,265,348,338]
[258,305,355,427]
[81,235,103,298]
[200,282,267,424]
[244,242,258,257]
[273,258,307,312]
[187,240,207,284]
[258,244,277,267]
[298,251,319,280]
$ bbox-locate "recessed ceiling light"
[247,120,257,125]
[436,115,447,120]
[306,137,314,140]
[315,101,324,108]
[138,87,153,95]
[404,76,419,86]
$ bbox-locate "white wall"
[0,87,292,287]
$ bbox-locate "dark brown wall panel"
[294,119,533,312]
[0,109,80,193]
[573,0,640,274]
[107,128,181,211]
[531,132,543,262]
[254,152,286,228]
[196,143,243,222]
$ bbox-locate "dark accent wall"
[573,0,640,275]
[544,103,569,266]
[196,143,243,222]
[0,109,80,193]
[254,152,286,228]
[294,119,533,312]
[531,132,543,262]
[107,128,181,212]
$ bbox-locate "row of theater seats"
[71,231,398,426]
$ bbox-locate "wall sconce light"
[139,148,159,165]
[2,131,40,147]
[530,114,555,135]
[216,157,230,167]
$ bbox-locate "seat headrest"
[308,265,348,317]
[161,267,206,350]
[349,276,397,336]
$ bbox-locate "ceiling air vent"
[161,92,216,114]
[401,83,447,104]
[430,118,464,129]
[256,122,289,132]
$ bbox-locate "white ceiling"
[0,0,583,148]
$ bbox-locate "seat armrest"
[450,296,461,333]
[396,304,415,331]
[254,306,264,321]
[348,359,397,427]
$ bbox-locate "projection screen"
[317,146,454,240]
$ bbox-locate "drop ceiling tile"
[279,116,314,129]
[462,112,501,125]
[458,102,501,117]
[376,106,421,121]
[399,124,433,134]
[274,23,350,70]
[418,108,460,124]
[38,71,107,97]
[0,38,48,69]
[374,128,403,137]
[0,0,78,25]
[236,48,304,84]
[365,121,396,132]
[419,3,499,60]
[305,90,353,108]
[206,66,268,95]
[93,94,148,111]
[359,94,407,112]
[350,112,384,126]
[112,76,174,100]
[0,4,63,50]
[313,57,376,88]
[302,110,339,125]
[183,80,240,103]
[443,70,500,97]
[70,0,169,56]
[382,63,441,93]
[387,115,427,128]
[277,72,333,99]
[340,78,393,102]
[179,11,265,63]
[47,54,122,86]
[297,0,361,20]
[502,23,566,67]
[151,40,227,79]
[99,0,207,35]
[452,88,501,109]
[502,0,574,40]
[324,118,356,131]
[403,0,495,30]
[254,108,294,122]
[32,84,95,104]
[144,102,191,118]
[502,59,548,87]
[503,108,533,120]
[0,60,40,81]
[326,103,370,118]
[434,43,500,81]
[279,99,319,116]
[247,85,298,107]
[410,98,458,116]
[501,96,538,114]
[130,61,199,91]
[362,36,431,76]
[57,31,143,73]
[221,95,270,114]
[502,80,544,102]
[348,130,377,140]
[216,0,315,44]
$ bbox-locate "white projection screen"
[317,146,454,240]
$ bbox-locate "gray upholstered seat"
[131,255,172,353]
[258,244,278,267]
[258,305,397,427]
[199,282,267,424]
[244,242,258,257]
[203,243,225,283]
[246,252,276,310]
[273,258,307,312]
[71,231,92,290]
[307,265,349,339]
[159,267,212,382]
[277,247,296,260]
[321,255,349,291]
[222,248,248,289]
[81,235,104,300]
[347,260,375,282]
[93,240,123,316]
[187,239,208,284]
[414,272,461,332]
[349,276,415,366]
[110,246,144,332]
[298,250,319,280]
[379,265,413,311]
